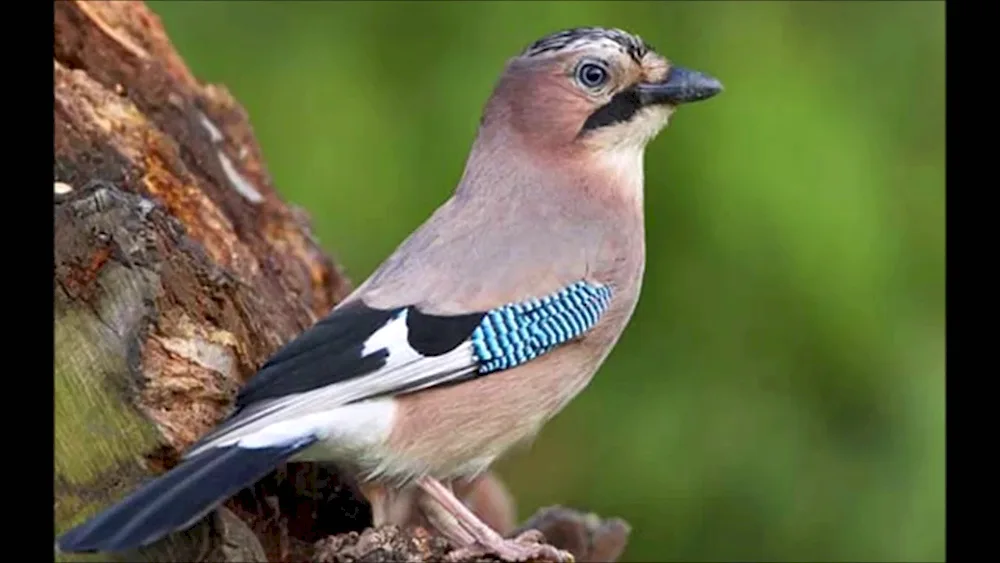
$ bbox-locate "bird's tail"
[55,435,317,554]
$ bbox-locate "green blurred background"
[151,1,945,561]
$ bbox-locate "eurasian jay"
[56,26,722,562]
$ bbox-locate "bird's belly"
[280,348,597,485]
[292,297,635,483]
[376,341,606,481]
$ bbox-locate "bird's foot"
[445,529,574,562]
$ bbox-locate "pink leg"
[360,482,418,528]
[417,476,574,562]
[417,485,478,547]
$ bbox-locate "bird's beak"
[635,65,723,106]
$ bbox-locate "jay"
[56,26,722,562]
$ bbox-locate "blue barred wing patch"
[470,281,614,374]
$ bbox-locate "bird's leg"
[417,483,478,547]
[452,473,517,536]
[359,482,390,526]
[417,476,574,563]
[359,482,417,528]
[362,479,483,550]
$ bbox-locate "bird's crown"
[521,27,652,63]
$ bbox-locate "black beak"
[635,65,723,106]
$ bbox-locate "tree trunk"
[53,2,631,562]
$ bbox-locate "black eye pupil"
[580,64,607,87]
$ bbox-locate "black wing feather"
[233,300,487,409]
[188,299,487,455]
[405,309,485,356]
[234,300,398,408]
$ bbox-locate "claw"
[445,530,574,562]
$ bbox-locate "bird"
[55,26,722,562]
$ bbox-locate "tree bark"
[53,2,631,562]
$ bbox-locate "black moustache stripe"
[579,88,643,134]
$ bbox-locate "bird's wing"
[185,280,614,456]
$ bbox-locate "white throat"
[596,145,646,206]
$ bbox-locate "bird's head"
[477,27,722,166]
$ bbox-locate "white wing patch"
[363,310,425,371]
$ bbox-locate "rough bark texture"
[53,2,631,562]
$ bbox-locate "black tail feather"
[56,436,317,553]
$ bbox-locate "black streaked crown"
[522,27,652,63]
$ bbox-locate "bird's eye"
[576,62,609,89]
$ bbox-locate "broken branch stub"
[55,0,356,560]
